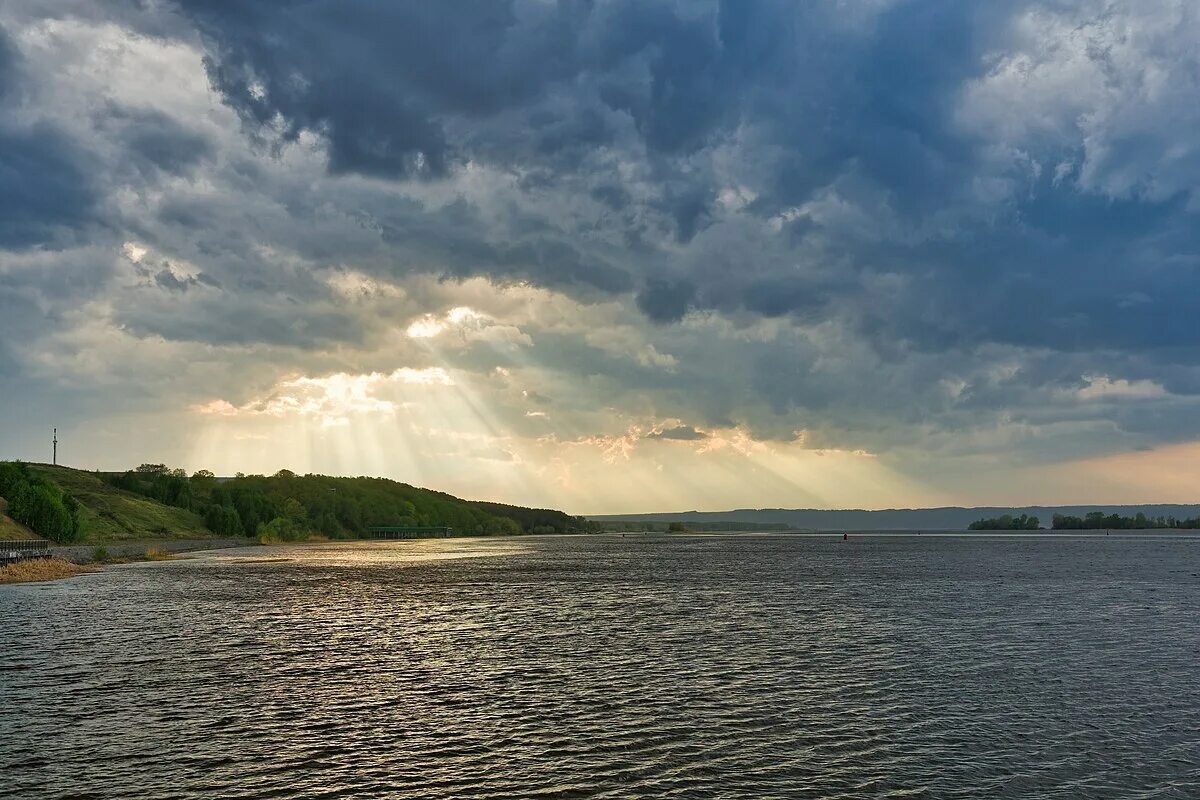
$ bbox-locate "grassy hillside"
[0,496,40,541]
[28,464,210,541]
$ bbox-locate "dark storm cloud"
[0,25,16,99]
[6,0,1200,471]
[0,125,96,247]
[166,1,987,315]
[99,106,213,176]
[178,0,595,178]
[153,266,220,293]
[179,0,1200,363]
[636,277,695,323]
[143,2,1200,448]
[9,2,1198,338]
[0,30,97,248]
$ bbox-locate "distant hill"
[590,505,1200,531]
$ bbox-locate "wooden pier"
[366,526,453,540]
[1,539,51,566]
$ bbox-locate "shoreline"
[51,536,258,564]
[0,558,99,585]
[2,537,259,585]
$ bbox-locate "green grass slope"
[0,496,40,541]
[28,464,210,542]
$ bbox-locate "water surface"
[3,534,1199,798]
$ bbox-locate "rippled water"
[3,533,1199,798]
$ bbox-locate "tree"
[191,469,217,493]
[281,498,307,525]
[0,461,29,497]
[204,504,244,537]
[315,511,342,537]
[10,481,80,543]
[258,516,302,542]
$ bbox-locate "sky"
[3,0,1200,514]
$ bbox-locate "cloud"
[6,2,1200,505]
[99,105,214,177]
[0,123,96,247]
[1071,376,1169,402]
[636,277,696,323]
[192,367,455,427]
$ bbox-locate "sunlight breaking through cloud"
[193,368,454,428]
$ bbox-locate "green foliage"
[105,465,586,538]
[191,470,217,492]
[281,497,307,525]
[203,504,244,537]
[667,521,689,532]
[0,461,81,543]
[258,515,305,542]
[1052,511,1200,530]
[30,465,210,541]
[469,500,587,533]
[109,469,193,510]
[969,514,1040,531]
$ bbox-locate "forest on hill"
[0,462,589,543]
[106,465,590,540]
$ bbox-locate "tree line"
[1051,512,1200,530]
[968,514,1041,530]
[106,465,588,540]
[968,510,1200,530]
[0,462,82,543]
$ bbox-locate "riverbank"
[1,537,258,585]
[0,558,99,584]
[51,536,257,564]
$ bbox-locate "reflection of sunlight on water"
[208,537,532,566]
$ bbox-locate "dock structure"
[1,539,51,566]
[366,526,452,540]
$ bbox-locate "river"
[2,533,1199,798]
